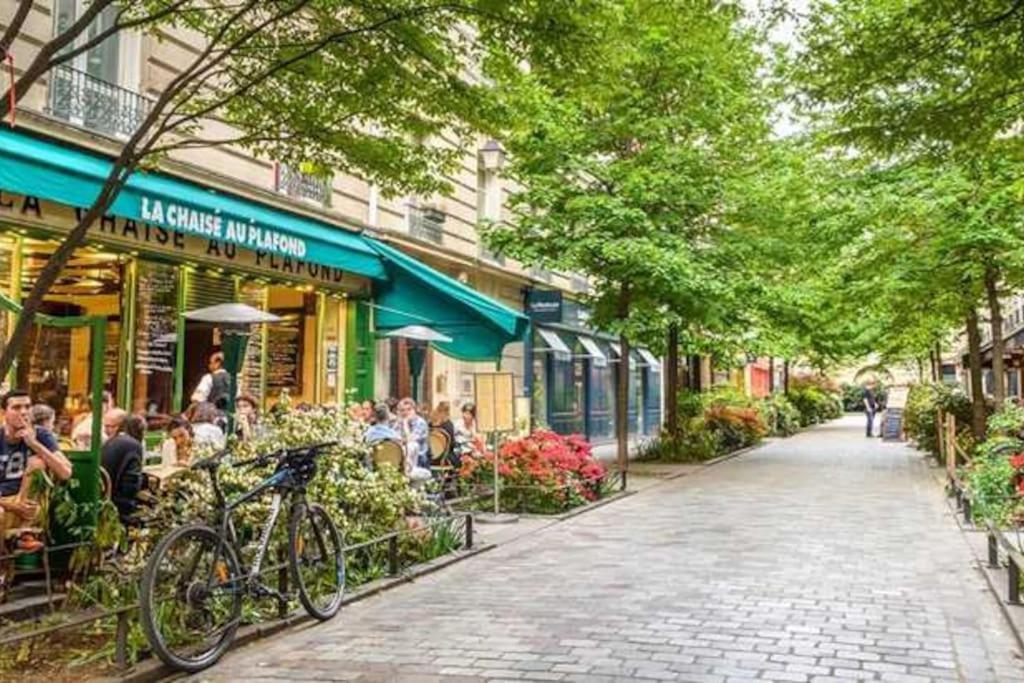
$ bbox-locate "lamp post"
[184,303,281,434]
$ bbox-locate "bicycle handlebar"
[231,441,340,469]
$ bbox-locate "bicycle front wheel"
[139,523,243,672]
[289,502,345,620]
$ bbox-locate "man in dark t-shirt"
[100,410,144,523]
[0,390,72,551]
[862,381,879,437]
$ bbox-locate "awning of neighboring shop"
[535,327,572,355]
[0,128,387,280]
[368,239,530,361]
[637,348,662,371]
[578,335,608,367]
[608,342,639,367]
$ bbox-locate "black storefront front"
[524,289,661,442]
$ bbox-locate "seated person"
[30,404,56,434]
[70,390,115,450]
[101,411,145,523]
[190,402,226,450]
[364,403,401,444]
[0,390,72,554]
[160,417,194,467]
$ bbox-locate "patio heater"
[183,303,281,433]
[384,325,452,402]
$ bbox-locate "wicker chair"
[371,439,405,472]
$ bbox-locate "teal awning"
[369,240,530,361]
[0,128,386,279]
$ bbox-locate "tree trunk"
[929,348,938,382]
[985,267,1005,405]
[768,357,775,393]
[665,324,679,436]
[965,309,987,441]
[916,357,925,382]
[934,340,942,382]
[783,359,790,394]
[614,287,630,482]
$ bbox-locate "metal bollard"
[114,611,129,668]
[989,533,1000,569]
[464,513,473,550]
[388,534,399,577]
[1009,557,1021,606]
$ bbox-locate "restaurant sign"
[0,191,360,290]
[526,288,563,323]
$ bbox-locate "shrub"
[703,403,766,451]
[903,382,973,457]
[760,393,801,436]
[458,430,606,514]
[787,386,842,426]
[962,452,1024,526]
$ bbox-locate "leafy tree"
[484,0,767,470]
[0,0,605,380]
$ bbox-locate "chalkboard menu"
[132,263,178,414]
[135,263,178,376]
[266,309,303,392]
[882,408,904,441]
[104,320,120,393]
[238,283,266,402]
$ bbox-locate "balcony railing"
[47,64,151,140]
[276,163,332,206]
[409,206,445,243]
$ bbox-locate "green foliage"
[987,402,1024,439]
[903,383,973,457]
[786,387,842,427]
[962,454,1020,526]
[760,394,801,437]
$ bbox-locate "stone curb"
[112,543,496,683]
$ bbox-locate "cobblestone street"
[190,417,1024,682]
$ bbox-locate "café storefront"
[0,128,527,439]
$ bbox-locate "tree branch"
[0,0,34,55]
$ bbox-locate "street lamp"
[479,139,505,171]
[184,302,281,433]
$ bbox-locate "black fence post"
[1009,557,1021,606]
[962,497,972,525]
[464,514,473,550]
[620,470,627,492]
[276,548,289,619]
[114,611,129,668]
[388,534,399,577]
[988,532,1000,569]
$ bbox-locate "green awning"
[369,240,530,361]
[0,128,386,279]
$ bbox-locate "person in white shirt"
[190,402,226,450]
[191,352,231,407]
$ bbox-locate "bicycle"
[139,441,345,672]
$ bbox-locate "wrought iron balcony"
[47,64,151,139]
[409,205,445,243]
[276,163,332,206]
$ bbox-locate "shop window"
[265,286,317,406]
[547,350,584,435]
[642,366,662,436]
[18,239,124,436]
[132,261,179,416]
[320,297,345,406]
[1008,369,1020,399]
[588,355,614,442]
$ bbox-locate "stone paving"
[189,416,1024,682]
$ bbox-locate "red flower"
[1011,453,1024,471]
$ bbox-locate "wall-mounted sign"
[0,192,365,292]
[526,288,563,323]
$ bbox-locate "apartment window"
[49,1,147,139]
[276,163,332,206]
[409,204,445,243]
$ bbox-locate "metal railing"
[0,513,474,667]
[47,64,152,139]
[276,163,332,206]
[409,206,445,243]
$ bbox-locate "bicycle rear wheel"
[289,502,345,620]
[139,523,243,672]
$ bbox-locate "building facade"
[0,3,664,443]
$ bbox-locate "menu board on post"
[133,262,178,414]
[474,372,516,433]
[266,309,303,393]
